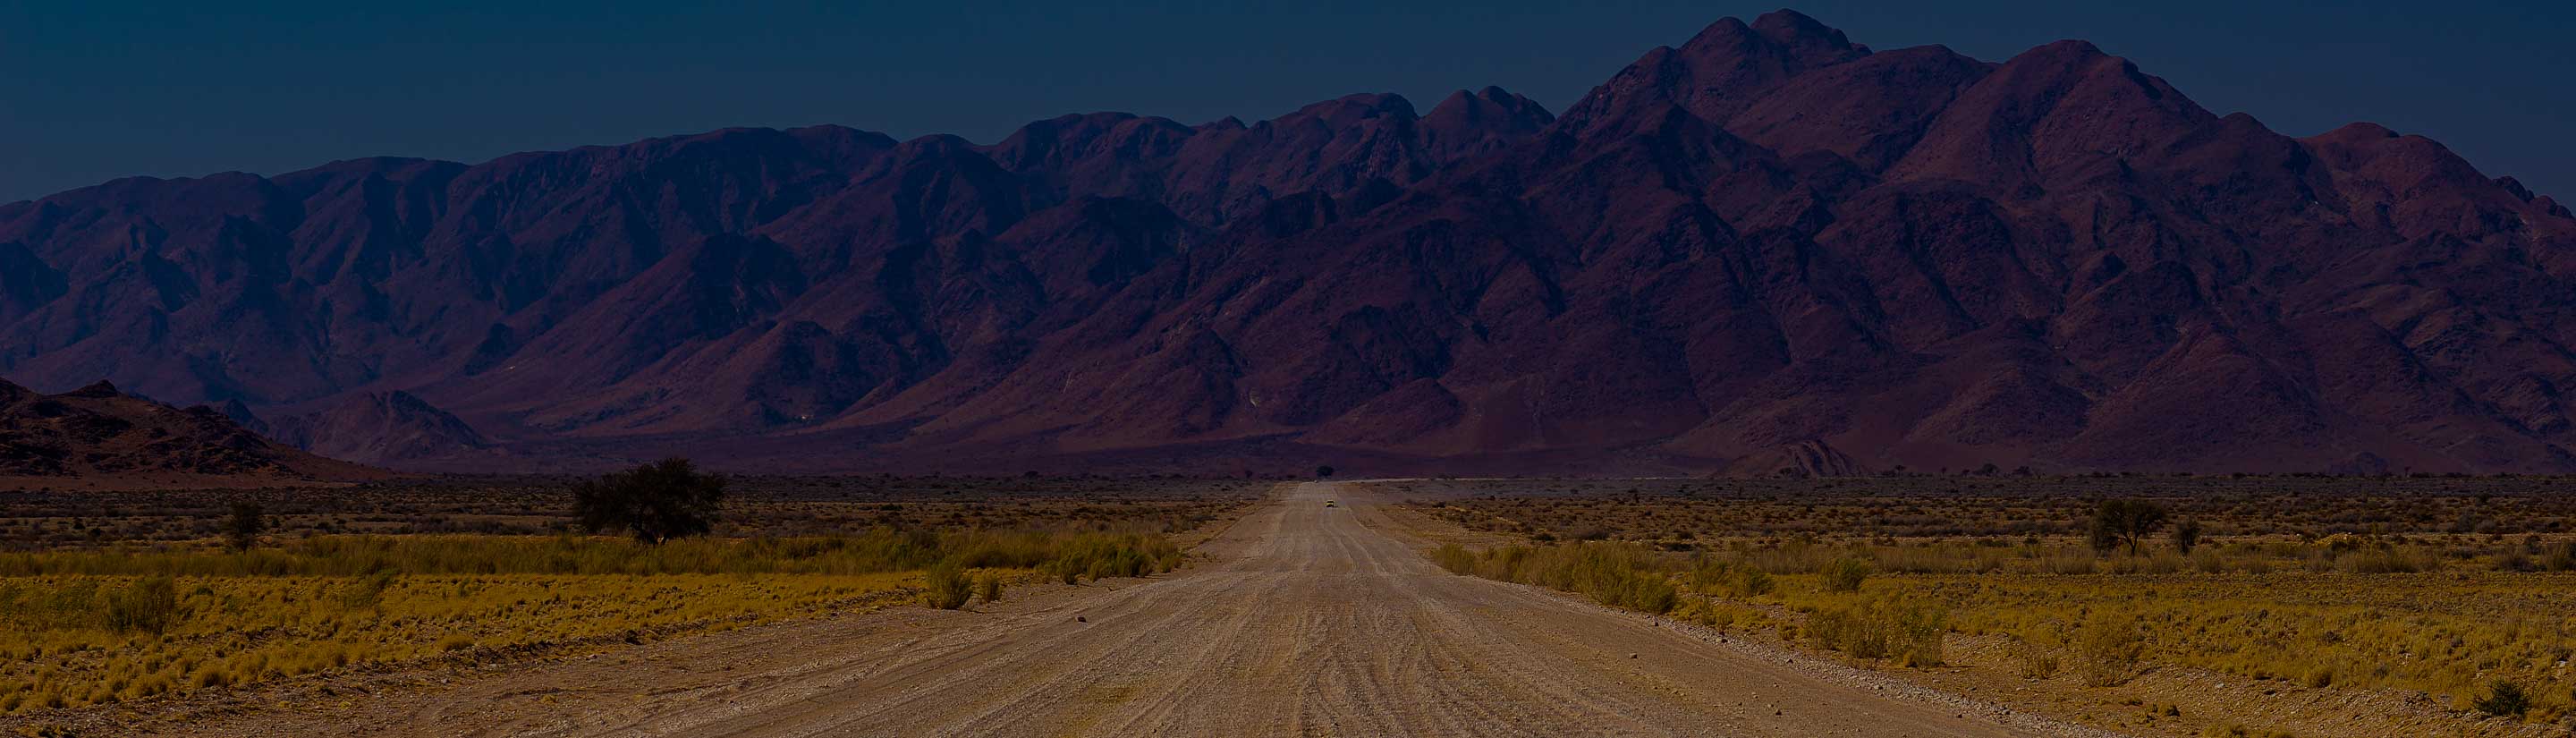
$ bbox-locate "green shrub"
[572,457,726,544]
[2472,679,2530,717]
[1731,568,1775,598]
[1821,557,1871,593]
[2171,519,2203,555]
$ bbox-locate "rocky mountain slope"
[4,11,2572,474]
[0,378,379,484]
[252,391,490,466]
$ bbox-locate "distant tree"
[573,457,727,544]
[224,502,266,551]
[2170,519,2204,556]
[2089,500,2170,556]
[1315,465,1335,479]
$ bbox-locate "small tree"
[573,457,726,544]
[1315,465,1335,479]
[2089,499,2170,556]
[224,502,266,551]
[2171,519,2204,555]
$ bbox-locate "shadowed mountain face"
[5,10,2574,475]
[256,391,490,465]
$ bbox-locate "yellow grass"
[1432,530,2576,724]
[0,530,1186,716]
[0,572,914,714]
[1767,571,2576,717]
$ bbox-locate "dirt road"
[197,483,2098,737]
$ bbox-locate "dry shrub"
[103,576,179,634]
[2301,665,2334,688]
[1808,598,1945,666]
[1685,558,1775,598]
[339,571,397,612]
[1436,542,1678,615]
[2075,613,2145,686]
[1432,543,1477,574]
[922,562,971,609]
[2017,645,2062,680]
[1821,556,1871,593]
[2205,725,2300,738]
[2334,547,2439,574]
[1675,598,1778,633]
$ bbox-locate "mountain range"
[5,10,2574,475]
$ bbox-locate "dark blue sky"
[4,1,2570,203]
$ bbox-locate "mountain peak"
[2022,38,2109,62]
[1422,87,1555,160]
[1751,9,1862,55]
[64,380,122,399]
[1283,93,1419,126]
[2315,122,2401,145]
[1561,11,1869,133]
[1680,16,1757,52]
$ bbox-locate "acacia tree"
[573,457,727,544]
[2089,499,2169,556]
[224,502,265,551]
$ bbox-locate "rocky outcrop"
[0,377,378,481]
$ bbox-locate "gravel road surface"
[196,482,2097,737]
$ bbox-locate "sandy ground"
[183,482,2111,737]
